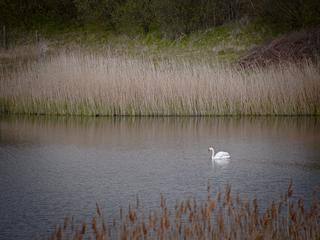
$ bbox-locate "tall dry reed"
[45,183,320,240]
[1,49,319,116]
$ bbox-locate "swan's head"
[208,147,214,152]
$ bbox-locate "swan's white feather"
[213,151,230,159]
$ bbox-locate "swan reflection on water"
[211,157,231,168]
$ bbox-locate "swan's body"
[209,147,230,160]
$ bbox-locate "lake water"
[0,116,320,239]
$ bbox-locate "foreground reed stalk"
[46,183,319,240]
[1,50,320,116]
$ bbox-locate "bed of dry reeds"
[46,182,320,240]
[1,48,320,116]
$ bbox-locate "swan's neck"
[211,149,215,159]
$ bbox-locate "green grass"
[4,19,280,62]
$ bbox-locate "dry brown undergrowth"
[46,182,319,240]
[1,49,320,116]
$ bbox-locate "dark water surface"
[0,116,320,239]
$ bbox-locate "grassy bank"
[46,183,319,240]
[2,20,278,62]
[1,48,319,116]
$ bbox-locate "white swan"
[209,147,230,160]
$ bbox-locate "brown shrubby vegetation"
[1,49,319,116]
[46,183,320,240]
